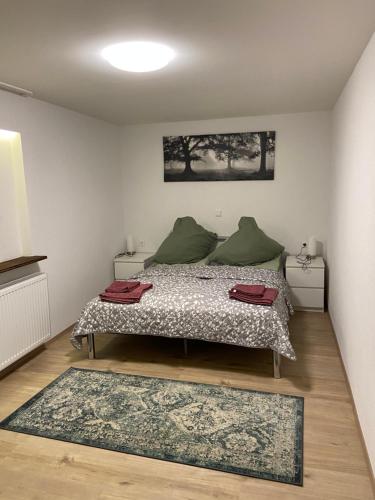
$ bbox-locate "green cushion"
[208,217,284,266]
[153,217,217,264]
[251,253,283,271]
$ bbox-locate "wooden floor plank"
[0,312,373,499]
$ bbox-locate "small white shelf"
[114,252,154,279]
[285,256,325,311]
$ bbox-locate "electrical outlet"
[215,209,223,217]
[138,240,145,248]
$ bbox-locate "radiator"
[0,273,51,371]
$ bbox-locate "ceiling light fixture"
[101,41,175,72]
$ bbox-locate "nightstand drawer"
[114,262,145,279]
[290,287,324,310]
[286,266,324,288]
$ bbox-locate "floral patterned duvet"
[71,264,295,360]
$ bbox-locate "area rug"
[0,367,303,485]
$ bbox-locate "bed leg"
[88,333,96,360]
[273,351,281,379]
[183,339,188,357]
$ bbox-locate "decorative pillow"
[153,217,217,264]
[208,217,284,266]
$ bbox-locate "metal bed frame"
[85,235,283,379]
[87,333,281,379]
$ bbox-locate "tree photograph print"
[163,131,275,182]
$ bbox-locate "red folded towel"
[231,284,266,297]
[105,280,140,293]
[100,283,153,304]
[229,287,278,306]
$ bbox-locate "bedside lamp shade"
[126,234,135,254]
[307,236,317,257]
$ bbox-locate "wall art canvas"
[163,131,275,182]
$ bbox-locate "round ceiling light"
[101,41,175,72]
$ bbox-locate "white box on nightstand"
[114,252,154,279]
[285,256,325,311]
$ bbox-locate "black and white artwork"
[163,131,275,182]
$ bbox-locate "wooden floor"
[0,312,373,500]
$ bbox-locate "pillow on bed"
[153,217,217,264]
[208,217,284,266]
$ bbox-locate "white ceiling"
[1,0,375,125]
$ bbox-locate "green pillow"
[208,217,284,266]
[153,217,217,264]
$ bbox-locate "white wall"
[0,90,124,336]
[121,112,331,256]
[329,34,375,470]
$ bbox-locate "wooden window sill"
[0,256,47,274]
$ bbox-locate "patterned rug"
[0,368,303,485]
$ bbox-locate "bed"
[71,256,295,379]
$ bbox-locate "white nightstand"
[285,256,325,311]
[114,252,154,279]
